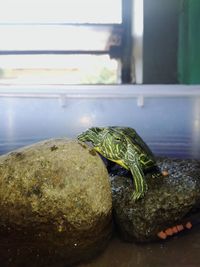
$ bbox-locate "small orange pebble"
[185,222,192,229]
[162,170,169,176]
[157,231,167,240]
[165,228,173,236]
[172,226,179,234]
[176,224,184,232]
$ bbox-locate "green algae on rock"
[0,139,112,267]
[110,158,200,242]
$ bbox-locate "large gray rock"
[0,139,112,266]
[110,158,200,242]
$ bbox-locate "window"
[0,0,135,85]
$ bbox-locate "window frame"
[0,0,134,84]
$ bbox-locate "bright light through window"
[0,25,113,51]
[133,0,143,37]
[0,0,122,85]
[0,55,118,84]
[0,0,122,24]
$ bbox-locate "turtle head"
[78,127,127,160]
[77,127,103,146]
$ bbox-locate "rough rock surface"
[0,139,112,267]
[110,158,200,242]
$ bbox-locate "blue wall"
[1,91,200,158]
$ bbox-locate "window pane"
[0,0,122,24]
[0,55,119,85]
[0,25,120,51]
[0,0,122,85]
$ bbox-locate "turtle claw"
[131,189,146,201]
[131,192,141,201]
[131,181,148,201]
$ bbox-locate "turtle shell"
[107,126,156,171]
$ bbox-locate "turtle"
[77,126,161,200]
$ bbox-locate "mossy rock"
[110,158,200,242]
[0,139,112,266]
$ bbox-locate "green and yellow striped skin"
[77,126,159,200]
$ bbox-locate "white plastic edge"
[0,84,200,99]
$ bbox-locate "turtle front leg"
[129,160,148,201]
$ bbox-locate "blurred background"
[0,0,200,158]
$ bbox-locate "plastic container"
[0,84,200,158]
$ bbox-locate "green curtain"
[178,0,200,84]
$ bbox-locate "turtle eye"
[115,137,122,143]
